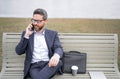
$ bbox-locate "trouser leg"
[29,61,61,79]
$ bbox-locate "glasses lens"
[31,19,34,23]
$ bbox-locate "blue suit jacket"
[15,29,63,79]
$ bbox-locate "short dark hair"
[33,8,48,20]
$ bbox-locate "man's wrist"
[54,53,60,59]
[24,34,29,39]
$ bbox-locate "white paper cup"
[71,66,78,76]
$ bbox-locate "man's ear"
[44,20,48,24]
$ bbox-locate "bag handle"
[69,51,80,54]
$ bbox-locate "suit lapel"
[29,33,34,53]
[45,29,53,58]
[45,29,51,50]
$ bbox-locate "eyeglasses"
[31,19,44,24]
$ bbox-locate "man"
[15,8,63,79]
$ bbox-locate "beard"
[35,25,44,32]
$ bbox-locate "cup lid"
[71,65,78,70]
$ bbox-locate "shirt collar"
[34,28,45,35]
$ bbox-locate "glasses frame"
[31,19,44,24]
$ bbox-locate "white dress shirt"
[31,31,49,63]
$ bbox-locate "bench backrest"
[1,33,119,77]
[59,33,119,73]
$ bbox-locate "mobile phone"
[31,24,34,31]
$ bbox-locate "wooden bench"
[0,33,120,79]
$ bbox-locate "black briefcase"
[62,51,87,74]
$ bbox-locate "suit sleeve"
[53,32,63,58]
[15,31,29,55]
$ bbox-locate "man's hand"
[24,24,34,38]
[48,54,60,67]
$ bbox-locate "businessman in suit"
[15,8,63,79]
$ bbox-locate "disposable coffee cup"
[71,65,78,76]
